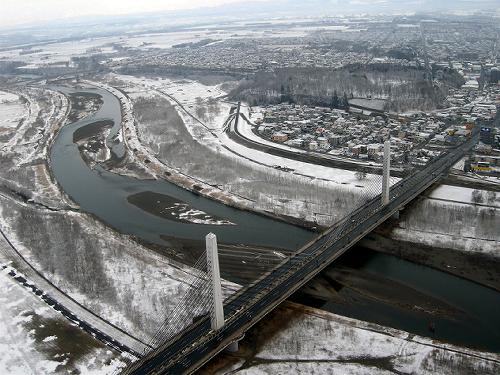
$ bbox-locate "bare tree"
[486,191,497,205]
[471,189,483,204]
[355,171,367,180]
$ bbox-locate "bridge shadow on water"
[159,234,500,353]
[290,246,500,353]
[152,233,500,353]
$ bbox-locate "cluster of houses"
[143,37,412,73]
[249,80,500,168]
[249,103,451,166]
[445,82,499,123]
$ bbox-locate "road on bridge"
[124,133,477,375]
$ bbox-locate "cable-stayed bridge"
[121,131,477,375]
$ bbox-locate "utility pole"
[382,140,391,205]
[206,233,224,330]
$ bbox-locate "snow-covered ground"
[0,91,26,132]
[0,195,239,343]
[0,86,73,210]
[429,184,500,208]
[209,302,500,374]
[391,187,500,257]
[89,78,256,213]
[0,37,118,67]
[0,266,126,375]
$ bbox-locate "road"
[124,132,478,374]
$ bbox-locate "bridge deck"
[125,134,477,375]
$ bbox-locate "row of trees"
[279,82,350,109]
[471,189,497,205]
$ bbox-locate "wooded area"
[230,63,465,112]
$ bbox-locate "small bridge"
[122,132,477,374]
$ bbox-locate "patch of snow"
[428,185,499,208]
[217,303,500,374]
[0,90,26,132]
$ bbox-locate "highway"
[124,133,477,375]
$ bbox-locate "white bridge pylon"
[382,140,391,205]
[206,233,225,330]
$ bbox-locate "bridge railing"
[221,135,477,323]
[125,132,478,374]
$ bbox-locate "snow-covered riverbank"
[206,302,500,374]
[104,73,391,226]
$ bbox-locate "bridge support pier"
[206,233,225,331]
[225,334,245,353]
[392,210,400,220]
[382,140,391,205]
[226,341,239,353]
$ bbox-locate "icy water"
[50,86,500,352]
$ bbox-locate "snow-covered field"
[0,86,73,210]
[0,91,25,132]
[392,187,500,257]
[209,303,500,374]
[0,195,239,343]
[429,185,499,208]
[0,267,125,374]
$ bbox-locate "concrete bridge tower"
[382,140,391,205]
[206,233,225,330]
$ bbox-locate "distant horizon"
[0,0,265,29]
[1,0,499,31]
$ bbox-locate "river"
[50,86,313,252]
[49,85,500,353]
